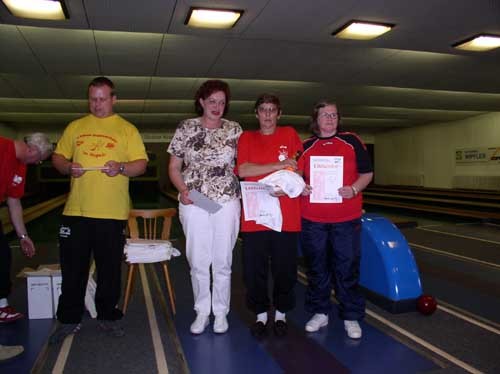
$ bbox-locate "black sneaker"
[274,320,288,337]
[250,321,268,338]
[98,320,125,337]
[49,323,81,345]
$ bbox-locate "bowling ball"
[417,294,437,315]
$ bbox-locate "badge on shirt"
[278,145,289,161]
[12,174,23,186]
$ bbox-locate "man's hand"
[68,162,85,178]
[102,160,121,177]
[20,236,35,258]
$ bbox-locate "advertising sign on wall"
[455,147,500,164]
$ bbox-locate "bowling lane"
[410,248,500,323]
[402,226,500,264]
[417,222,500,243]
[400,223,500,323]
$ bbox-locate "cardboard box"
[19,264,61,319]
[18,264,97,320]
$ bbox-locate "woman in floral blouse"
[168,80,242,335]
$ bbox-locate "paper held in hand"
[188,190,223,214]
[310,156,344,203]
[73,166,109,171]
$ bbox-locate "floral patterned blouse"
[167,117,243,203]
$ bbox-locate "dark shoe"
[49,323,82,345]
[98,320,125,337]
[250,321,268,338]
[274,320,288,337]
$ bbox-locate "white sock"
[275,310,286,322]
[257,312,268,324]
[0,298,8,308]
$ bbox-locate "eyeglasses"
[257,106,279,114]
[318,112,338,120]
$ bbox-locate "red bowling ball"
[417,294,437,315]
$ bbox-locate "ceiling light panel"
[334,21,393,40]
[454,35,500,52]
[185,7,243,29]
[2,0,68,20]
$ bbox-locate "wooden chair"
[123,208,177,315]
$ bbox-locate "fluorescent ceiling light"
[2,0,67,20]
[333,21,393,40]
[185,7,242,29]
[453,34,500,52]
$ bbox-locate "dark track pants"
[301,218,365,321]
[242,231,298,314]
[56,216,126,323]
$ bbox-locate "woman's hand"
[338,185,357,199]
[179,189,193,205]
[278,158,297,172]
[301,184,313,196]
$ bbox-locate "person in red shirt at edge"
[0,133,53,361]
[298,100,373,339]
[237,94,304,338]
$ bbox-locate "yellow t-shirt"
[55,114,148,220]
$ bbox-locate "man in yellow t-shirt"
[50,77,148,344]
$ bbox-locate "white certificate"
[240,182,282,231]
[240,182,272,221]
[309,156,343,203]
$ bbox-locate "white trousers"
[179,199,240,316]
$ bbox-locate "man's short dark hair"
[88,76,115,96]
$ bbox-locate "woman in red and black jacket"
[298,100,373,339]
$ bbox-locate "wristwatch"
[19,234,28,240]
[119,164,125,174]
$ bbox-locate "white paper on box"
[51,274,62,317]
[27,275,53,319]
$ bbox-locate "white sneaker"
[344,320,362,339]
[213,315,229,334]
[190,314,209,334]
[305,314,329,332]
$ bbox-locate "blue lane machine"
[360,214,422,313]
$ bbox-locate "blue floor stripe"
[171,258,282,374]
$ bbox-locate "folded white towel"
[124,239,181,263]
[258,170,306,198]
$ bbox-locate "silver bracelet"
[351,185,359,196]
[19,234,28,240]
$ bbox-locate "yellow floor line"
[410,242,500,269]
[139,264,169,374]
[52,335,74,374]
[417,227,500,245]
